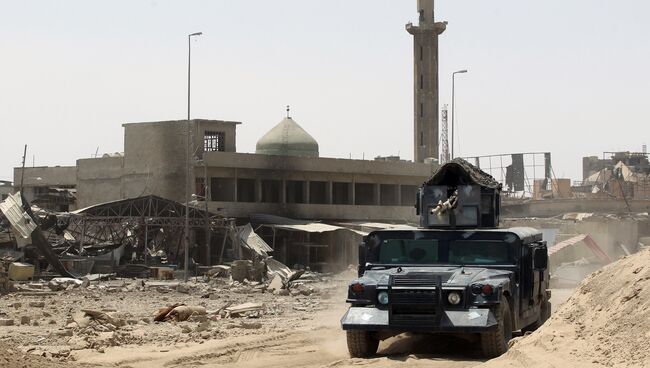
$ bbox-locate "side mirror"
[358,242,367,277]
[533,246,548,270]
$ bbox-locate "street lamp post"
[451,69,468,159]
[185,31,202,282]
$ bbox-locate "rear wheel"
[346,330,379,358]
[481,297,512,358]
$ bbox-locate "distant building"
[11,167,76,211]
[0,180,13,201]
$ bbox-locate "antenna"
[440,104,449,164]
[286,105,290,118]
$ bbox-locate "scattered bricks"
[0,319,15,326]
[29,301,45,308]
[20,316,31,325]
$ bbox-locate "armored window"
[420,103,423,117]
[379,239,439,264]
[420,46,423,61]
[204,131,225,152]
[449,240,511,265]
[419,74,424,89]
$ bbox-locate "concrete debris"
[80,309,126,327]
[231,259,265,282]
[28,301,45,308]
[48,278,83,291]
[0,319,15,326]
[205,265,230,278]
[154,304,207,322]
[225,302,265,317]
[8,262,35,281]
[267,274,284,293]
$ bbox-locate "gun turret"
[417,158,502,229]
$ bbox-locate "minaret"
[407,0,446,163]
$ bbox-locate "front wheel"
[346,330,379,358]
[481,297,512,358]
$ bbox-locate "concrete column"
[373,183,380,206]
[350,180,355,205]
[326,181,333,204]
[304,181,310,204]
[281,179,287,204]
[397,184,403,206]
[255,179,262,203]
[234,169,238,202]
[395,184,401,206]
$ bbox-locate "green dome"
[255,117,319,157]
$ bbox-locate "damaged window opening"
[420,45,423,61]
[419,131,424,146]
[204,131,225,152]
[420,103,423,117]
[419,74,423,89]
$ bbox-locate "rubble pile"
[481,247,650,368]
[0,264,336,362]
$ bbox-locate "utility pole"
[451,69,467,159]
[19,145,27,193]
[204,161,211,265]
[185,31,202,282]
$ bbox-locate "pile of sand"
[481,247,650,368]
[0,342,71,368]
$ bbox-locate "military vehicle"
[341,159,551,358]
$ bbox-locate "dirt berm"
[481,247,650,368]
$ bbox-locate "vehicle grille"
[389,274,440,327]
[392,273,438,287]
[391,289,437,304]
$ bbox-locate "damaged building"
[10,116,436,273]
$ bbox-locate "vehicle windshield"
[378,239,439,264]
[449,240,510,264]
[377,238,511,265]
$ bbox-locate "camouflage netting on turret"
[425,158,502,190]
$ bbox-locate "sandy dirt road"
[70,280,574,368]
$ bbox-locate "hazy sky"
[1,0,649,182]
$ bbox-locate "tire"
[346,330,379,358]
[522,298,552,333]
[541,300,551,323]
[481,297,512,358]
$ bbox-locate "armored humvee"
[341,159,551,358]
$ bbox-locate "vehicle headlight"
[447,291,461,305]
[377,291,389,305]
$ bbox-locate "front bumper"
[341,306,498,333]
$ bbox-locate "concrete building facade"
[407,0,446,163]
[72,118,434,222]
[12,166,77,211]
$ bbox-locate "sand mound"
[480,247,650,368]
[0,342,71,368]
